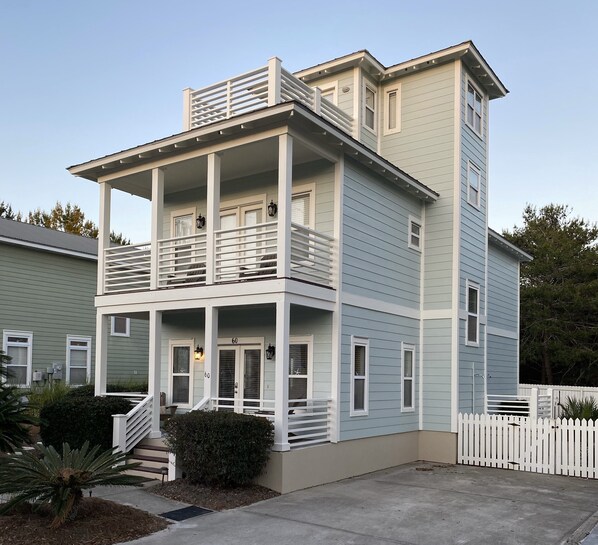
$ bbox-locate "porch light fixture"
[265,344,275,360]
[194,345,204,362]
[267,200,278,217]
[196,213,206,229]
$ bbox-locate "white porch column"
[94,312,109,396]
[277,134,293,279]
[204,305,218,405]
[273,298,290,451]
[148,309,162,437]
[97,182,111,295]
[205,153,221,285]
[150,168,164,290]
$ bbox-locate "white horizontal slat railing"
[287,398,332,448]
[290,223,335,287]
[111,394,153,453]
[158,233,207,287]
[104,243,151,293]
[486,388,553,419]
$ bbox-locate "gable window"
[467,162,481,208]
[320,84,337,105]
[289,338,312,401]
[466,82,483,136]
[409,218,422,250]
[383,86,401,135]
[351,337,369,416]
[364,85,376,132]
[66,336,91,385]
[402,344,415,411]
[2,331,32,387]
[466,282,480,345]
[111,316,130,337]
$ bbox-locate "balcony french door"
[217,344,262,411]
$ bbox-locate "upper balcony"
[182,57,354,137]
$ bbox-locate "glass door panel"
[171,345,191,405]
[218,349,237,409]
[243,348,261,407]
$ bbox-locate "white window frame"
[289,335,313,401]
[111,316,130,337]
[350,336,369,416]
[168,339,194,408]
[408,216,423,251]
[466,281,480,346]
[291,182,316,230]
[170,206,197,238]
[383,84,401,135]
[319,83,338,106]
[467,162,481,209]
[401,343,415,412]
[363,82,377,134]
[2,330,33,387]
[66,335,91,385]
[466,79,483,138]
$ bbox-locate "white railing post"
[314,87,322,115]
[206,153,221,285]
[277,134,293,279]
[97,182,111,295]
[226,80,232,118]
[182,87,192,131]
[94,313,108,396]
[113,413,127,452]
[148,311,162,438]
[150,168,164,291]
[530,387,539,419]
[267,57,282,106]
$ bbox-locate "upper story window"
[364,84,376,132]
[383,85,401,135]
[466,81,483,137]
[319,84,337,105]
[466,282,480,346]
[111,316,130,337]
[409,217,422,251]
[2,330,32,387]
[351,336,369,416]
[402,344,415,412]
[66,336,91,385]
[467,162,481,208]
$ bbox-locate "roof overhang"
[0,236,97,261]
[68,101,438,203]
[488,228,532,262]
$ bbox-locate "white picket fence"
[519,384,598,416]
[458,413,598,479]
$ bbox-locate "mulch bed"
[151,480,280,510]
[0,498,169,545]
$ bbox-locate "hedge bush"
[40,396,132,451]
[66,382,148,398]
[165,410,274,487]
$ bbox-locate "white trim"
[487,326,518,340]
[319,82,338,105]
[353,67,361,139]
[110,316,130,337]
[343,292,419,320]
[465,77,484,140]
[220,193,268,213]
[362,81,377,135]
[408,215,423,251]
[418,203,425,430]
[401,343,416,412]
[467,161,481,209]
[350,336,369,417]
[170,206,197,238]
[66,335,92,385]
[289,335,314,400]
[422,309,452,320]
[2,330,33,387]
[168,339,194,408]
[382,84,401,135]
[465,280,480,347]
[0,237,97,261]
[291,182,316,230]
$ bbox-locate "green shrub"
[558,397,598,420]
[25,381,72,417]
[40,396,132,451]
[66,384,95,398]
[65,382,148,399]
[0,441,145,528]
[165,410,274,487]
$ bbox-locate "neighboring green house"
[0,218,148,387]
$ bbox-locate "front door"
[170,341,193,407]
[217,344,262,411]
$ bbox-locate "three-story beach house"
[68,41,530,492]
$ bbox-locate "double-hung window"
[351,337,369,416]
[467,162,481,208]
[2,331,33,387]
[409,218,422,250]
[364,85,376,132]
[466,82,483,136]
[383,86,401,135]
[466,282,480,345]
[402,344,415,411]
[289,338,312,401]
[66,336,91,385]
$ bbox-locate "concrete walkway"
[97,463,598,545]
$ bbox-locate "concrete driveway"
[118,462,598,545]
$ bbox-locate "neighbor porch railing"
[486,388,553,419]
[185,58,354,135]
[111,393,153,453]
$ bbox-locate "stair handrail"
[112,393,153,453]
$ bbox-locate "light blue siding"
[488,245,519,330]
[487,334,518,396]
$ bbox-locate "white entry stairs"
[127,437,170,480]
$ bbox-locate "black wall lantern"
[267,200,278,217]
[196,213,206,229]
[194,345,204,361]
[265,343,276,360]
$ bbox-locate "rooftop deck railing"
[185,58,353,135]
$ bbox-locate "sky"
[1,0,596,243]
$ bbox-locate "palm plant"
[558,396,598,420]
[0,441,147,528]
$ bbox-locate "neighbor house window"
[289,338,312,401]
[351,337,369,416]
[409,218,422,250]
[466,282,480,345]
[467,162,481,208]
[383,86,401,135]
[2,330,33,387]
[402,344,415,411]
[364,85,376,132]
[111,316,130,337]
[466,82,483,136]
[66,336,91,385]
